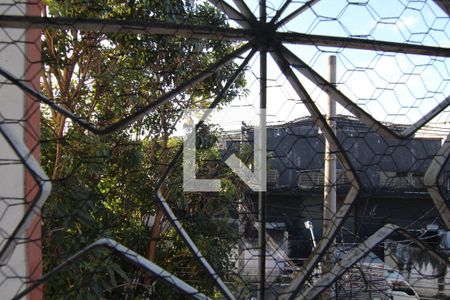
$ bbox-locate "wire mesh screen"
[0,0,449,299]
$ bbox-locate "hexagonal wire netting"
[0,0,450,299]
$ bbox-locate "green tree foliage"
[40,0,246,298]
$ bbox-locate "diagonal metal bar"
[232,0,257,23]
[280,189,360,300]
[239,202,297,271]
[208,0,253,28]
[433,0,450,17]
[298,224,450,300]
[281,45,450,139]
[11,49,256,300]
[0,15,254,41]
[279,32,450,57]
[156,191,234,299]
[0,42,253,135]
[271,46,361,300]
[153,48,257,300]
[424,133,450,230]
[271,49,358,180]
[270,0,292,24]
[275,0,321,27]
[0,115,52,264]
[401,95,450,137]
[278,44,398,139]
[13,238,210,300]
[269,0,292,25]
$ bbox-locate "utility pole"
[323,55,337,273]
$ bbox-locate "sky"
[197,0,450,136]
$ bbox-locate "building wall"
[385,241,450,298]
[24,2,43,299]
[0,0,28,296]
[0,1,41,299]
[264,117,443,191]
[259,194,438,260]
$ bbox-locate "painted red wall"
[25,1,42,299]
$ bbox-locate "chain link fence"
[0,0,449,299]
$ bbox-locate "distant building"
[221,115,448,260]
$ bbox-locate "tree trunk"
[144,110,169,285]
[51,115,66,180]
